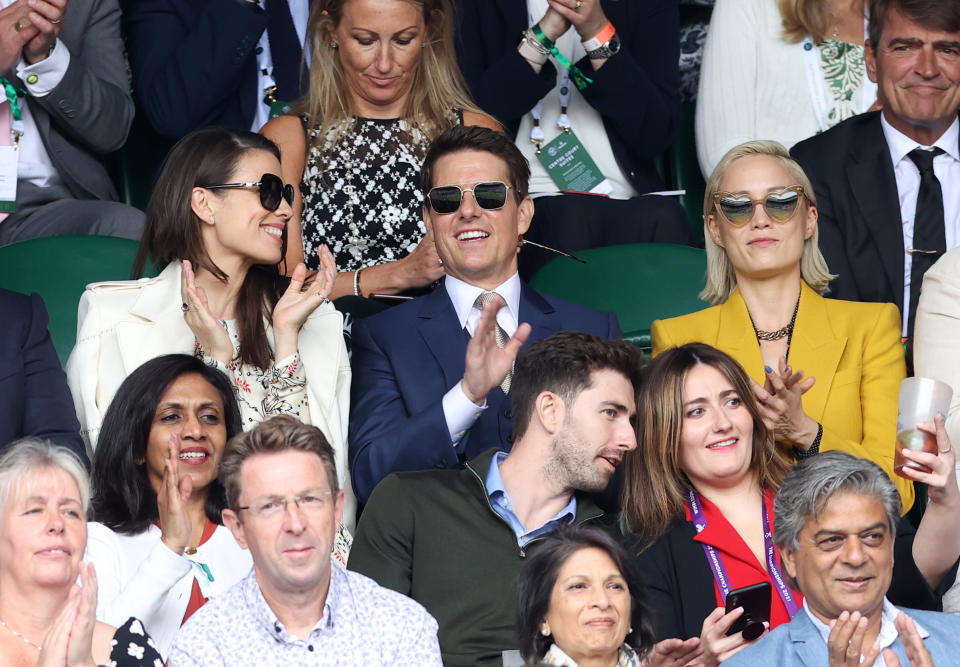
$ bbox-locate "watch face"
[608,34,621,54]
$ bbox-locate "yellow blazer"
[652,282,912,510]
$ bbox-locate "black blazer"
[626,515,954,641]
[0,290,86,465]
[791,111,960,311]
[122,0,268,138]
[453,0,680,195]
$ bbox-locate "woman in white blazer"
[66,127,356,527]
[85,355,252,660]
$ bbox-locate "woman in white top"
[85,354,252,660]
[66,126,356,526]
[696,0,877,177]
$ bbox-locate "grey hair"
[0,439,91,518]
[773,451,901,552]
[700,140,836,305]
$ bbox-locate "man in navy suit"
[0,289,86,463]
[724,451,960,667]
[348,126,620,504]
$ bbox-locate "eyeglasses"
[426,181,512,214]
[711,185,808,226]
[204,173,294,212]
[236,490,334,521]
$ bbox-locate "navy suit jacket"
[122,0,268,138]
[791,111,960,313]
[722,604,960,667]
[349,281,620,504]
[0,290,86,465]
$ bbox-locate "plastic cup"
[894,377,953,478]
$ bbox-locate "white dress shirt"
[440,273,522,445]
[251,0,309,132]
[880,114,960,336]
[1,0,68,190]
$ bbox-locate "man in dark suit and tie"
[791,0,960,339]
[348,125,620,504]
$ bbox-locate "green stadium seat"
[529,243,709,354]
[663,101,706,243]
[0,236,148,365]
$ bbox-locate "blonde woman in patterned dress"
[696,0,876,177]
[262,0,499,300]
[66,127,357,529]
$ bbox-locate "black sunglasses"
[204,173,294,212]
[426,181,512,214]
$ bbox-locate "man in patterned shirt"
[168,416,441,666]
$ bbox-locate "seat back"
[0,236,146,364]
[529,243,709,352]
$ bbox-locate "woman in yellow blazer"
[652,140,913,510]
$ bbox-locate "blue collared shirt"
[485,451,577,547]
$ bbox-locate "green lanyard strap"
[0,77,26,122]
[530,24,593,91]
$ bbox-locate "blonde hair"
[778,0,834,43]
[700,140,836,305]
[299,0,480,149]
[621,344,793,540]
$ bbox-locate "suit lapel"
[846,115,904,309]
[518,283,558,350]
[788,610,827,666]
[116,262,195,374]
[716,289,766,383]
[416,283,468,389]
[788,285,846,424]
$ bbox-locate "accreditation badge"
[536,130,612,195]
[0,145,18,214]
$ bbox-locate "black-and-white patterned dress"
[299,113,461,272]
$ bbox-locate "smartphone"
[724,581,771,640]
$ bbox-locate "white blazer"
[85,522,252,660]
[66,261,356,527]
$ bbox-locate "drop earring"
[331,40,339,49]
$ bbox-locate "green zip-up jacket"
[348,448,614,666]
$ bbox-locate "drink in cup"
[894,377,953,479]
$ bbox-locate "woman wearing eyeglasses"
[651,140,912,509]
[66,126,356,527]
[261,0,499,300]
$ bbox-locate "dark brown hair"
[420,125,530,201]
[134,127,289,369]
[510,331,643,443]
[868,0,960,47]
[621,343,792,539]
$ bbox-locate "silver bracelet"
[522,29,552,56]
[353,268,363,297]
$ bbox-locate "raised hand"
[272,256,333,360]
[827,611,881,667]
[22,0,66,65]
[461,295,531,405]
[158,434,194,555]
[899,414,958,505]
[64,563,99,667]
[181,259,233,364]
[642,636,703,667]
[750,357,819,448]
[695,606,767,666]
[880,612,934,667]
[546,0,608,42]
[399,228,445,290]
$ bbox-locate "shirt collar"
[247,560,344,643]
[881,113,960,166]
[444,273,522,329]
[802,597,929,649]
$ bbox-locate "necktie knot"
[907,147,945,175]
[474,291,502,310]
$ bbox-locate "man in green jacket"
[348,331,643,665]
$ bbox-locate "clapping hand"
[157,434,194,556]
[272,246,335,359]
[181,259,233,364]
[38,562,99,667]
[881,613,935,667]
[546,0,608,42]
[750,357,819,449]
[461,294,530,405]
[827,611,881,667]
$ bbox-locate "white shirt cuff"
[442,381,487,446]
[16,39,71,96]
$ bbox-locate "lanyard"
[0,77,25,143]
[527,6,575,152]
[800,17,876,133]
[686,487,799,618]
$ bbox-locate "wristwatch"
[584,33,620,59]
